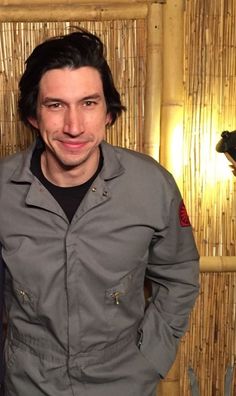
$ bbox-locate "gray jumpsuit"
[0,140,199,396]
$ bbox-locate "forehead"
[39,66,104,96]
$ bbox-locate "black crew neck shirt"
[30,146,103,222]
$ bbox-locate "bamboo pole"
[0,4,148,22]
[157,3,185,394]
[200,256,236,272]
[159,0,184,190]
[143,2,163,160]
[2,0,153,4]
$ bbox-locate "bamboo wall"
[178,1,236,394]
[1,1,236,395]
[182,0,236,257]
[179,263,236,396]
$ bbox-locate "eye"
[47,102,63,109]
[83,100,97,107]
[43,102,63,110]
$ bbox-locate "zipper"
[16,288,31,304]
[111,291,121,305]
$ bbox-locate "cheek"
[41,115,64,133]
[85,113,107,131]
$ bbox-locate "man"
[0,29,199,396]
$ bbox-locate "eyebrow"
[81,93,102,101]
[41,93,103,104]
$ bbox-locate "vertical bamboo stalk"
[159,0,185,191]
[143,2,163,160]
[157,2,185,395]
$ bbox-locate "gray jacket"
[0,140,199,396]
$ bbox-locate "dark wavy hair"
[18,28,125,131]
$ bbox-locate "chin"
[60,160,84,169]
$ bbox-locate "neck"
[40,148,100,187]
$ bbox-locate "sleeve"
[0,247,4,396]
[138,177,200,379]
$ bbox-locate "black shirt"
[30,144,103,222]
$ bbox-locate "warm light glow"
[161,111,234,191]
[207,131,233,184]
[214,152,233,180]
[160,106,184,189]
[170,122,183,181]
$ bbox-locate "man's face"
[29,66,110,176]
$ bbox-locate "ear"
[27,117,39,130]
[105,113,112,127]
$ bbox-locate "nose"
[64,107,84,136]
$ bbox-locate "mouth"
[60,140,88,150]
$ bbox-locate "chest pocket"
[105,270,134,305]
[5,278,37,320]
[104,266,145,336]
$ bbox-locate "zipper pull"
[17,289,29,304]
[112,291,120,305]
[137,329,143,349]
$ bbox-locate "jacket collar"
[11,139,125,184]
[99,140,125,180]
[10,140,38,183]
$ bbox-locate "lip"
[60,141,88,150]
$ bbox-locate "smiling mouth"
[60,141,88,149]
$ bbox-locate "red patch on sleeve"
[179,200,191,227]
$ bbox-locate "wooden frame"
[0,4,148,22]
[200,256,236,272]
